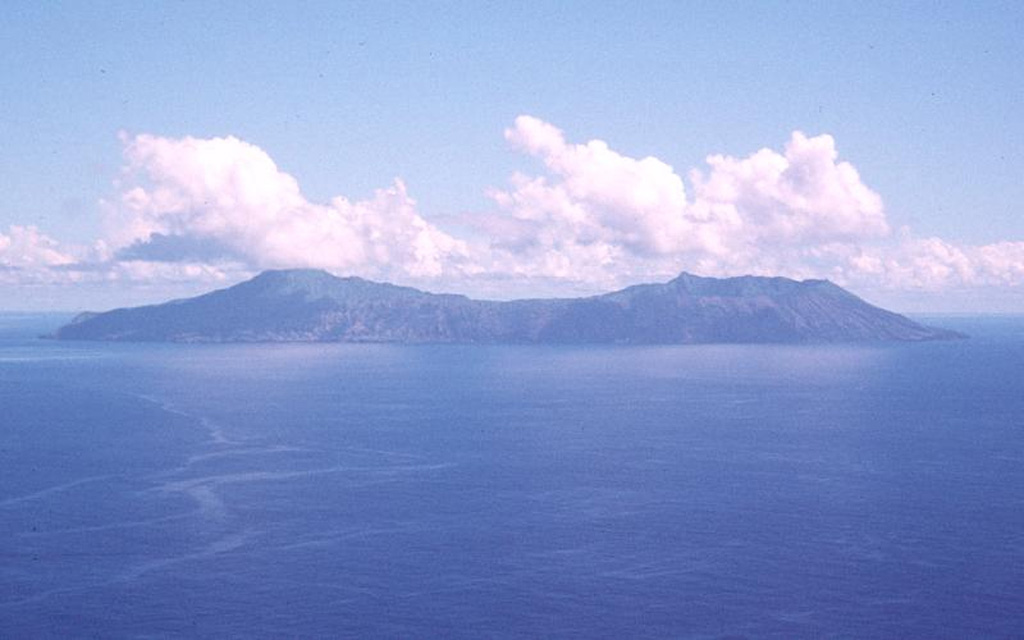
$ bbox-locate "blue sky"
[1,1,1022,311]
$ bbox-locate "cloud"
[834,235,1024,291]
[115,233,240,263]
[105,133,469,280]
[0,226,76,271]
[480,117,894,289]
[485,117,1024,296]
[690,131,888,245]
[2,118,1023,310]
[497,115,697,257]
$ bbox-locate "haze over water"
[1,315,1022,638]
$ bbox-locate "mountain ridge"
[52,269,965,343]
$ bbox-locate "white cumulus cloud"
[690,131,888,246]
[497,115,699,257]
[834,235,1024,291]
[479,116,897,290]
[2,118,1023,311]
[0,226,75,269]
[106,133,469,280]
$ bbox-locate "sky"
[1,1,1022,312]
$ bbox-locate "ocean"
[1,314,1022,638]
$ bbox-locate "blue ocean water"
[1,314,1022,638]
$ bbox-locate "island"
[52,269,964,343]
